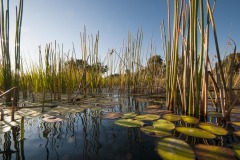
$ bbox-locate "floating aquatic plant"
[199,122,228,136]
[195,144,236,160]
[176,127,216,139]
[140,126,172,137]
[162,113,181,122]
[153,119,175,131]
[101,112,122,119]
[156,137,195,160]
[233,143,240,159]
[121,112,137,119]
[134,114,160,121]
[114,118,144,127]
[181,116,199,124]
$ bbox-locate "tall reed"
[0,0,23,103]
[0,0,12,102]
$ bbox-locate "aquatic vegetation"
[134,114,160,121]
[199,122,228,136]
[114,118,144,127]
[121,112,137,119]
[140,126,172,137]
[101,112,123,119]
[153,119,175,131]
[176,127,216,139]
[162,113,181,122]
[156,137,195,160]
[194,144,236,160]
[181,115,199,125]
[233,143,240,159]
[42,115,66,123]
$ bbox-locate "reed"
[0,0,23,103]
[0,0,12,102]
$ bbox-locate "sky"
[6,0,240,68]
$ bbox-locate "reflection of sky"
[6,0,240,68]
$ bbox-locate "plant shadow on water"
[0,95,162,160]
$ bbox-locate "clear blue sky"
[7,0,240,67]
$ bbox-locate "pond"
[0,93,240,160]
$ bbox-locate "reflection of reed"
[80,110,89,160]
[12,126,20,159]
[126,128,143,151]
[89,110,101,159]
[2,131,12,159]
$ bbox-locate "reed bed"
[0,0,239,123]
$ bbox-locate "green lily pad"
[114,119,144,127]
[176,127,216,139]
[153,119,175,131]
[16,108,42,119]
[162,114,181,122]
[0,126,11,134]
[140,126,172,137]
[135,98,152,103]
[231,121,240,126]
[199,122,228,135]
[90,106,101,111]
[181,115,199,124]
[156,137,195,160]
[146,105,161,109]
[121,112,137,119]
[233,143,240,159]
[134,114,160,121]
[231,108,240,114]
[195,144,236,160]
[207,111,223,118]
[101,112,123,119]
[144,109,172,115]
[42,115,66,123]
[234,130,240,137]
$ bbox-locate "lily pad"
[199,122,228,135]
[195,144,236,160]
[16,108,42,118]
[0,126,11,134]
[135,98,152,103]
[140,126,172,137]
[207,111,223,118]
[42,115,66,123]
[114,119,144,127]
[234,130,240,137]
[153,119,175,131]
[156,137,195,160]
[134,114,160,121]
[121,112,137,119]
[181,115,199,124]
[146,105,161,109]
[101,112,123,119]
[90,106,102,111]
[176,127,216,139]
[162,114,181,122]
[233,143,240,159]
[231,121,240,126]
[144,109,172,115]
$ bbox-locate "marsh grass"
[161,0,239,121]
[0,0,23,103]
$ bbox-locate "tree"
[146,55,165,76]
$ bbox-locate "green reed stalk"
[80,27,87,97]
[0,0,11,102]
[14,0,23,103]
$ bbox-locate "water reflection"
[2,94,239,160]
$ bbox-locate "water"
[0,94,239,160]
[0,110,161,160]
